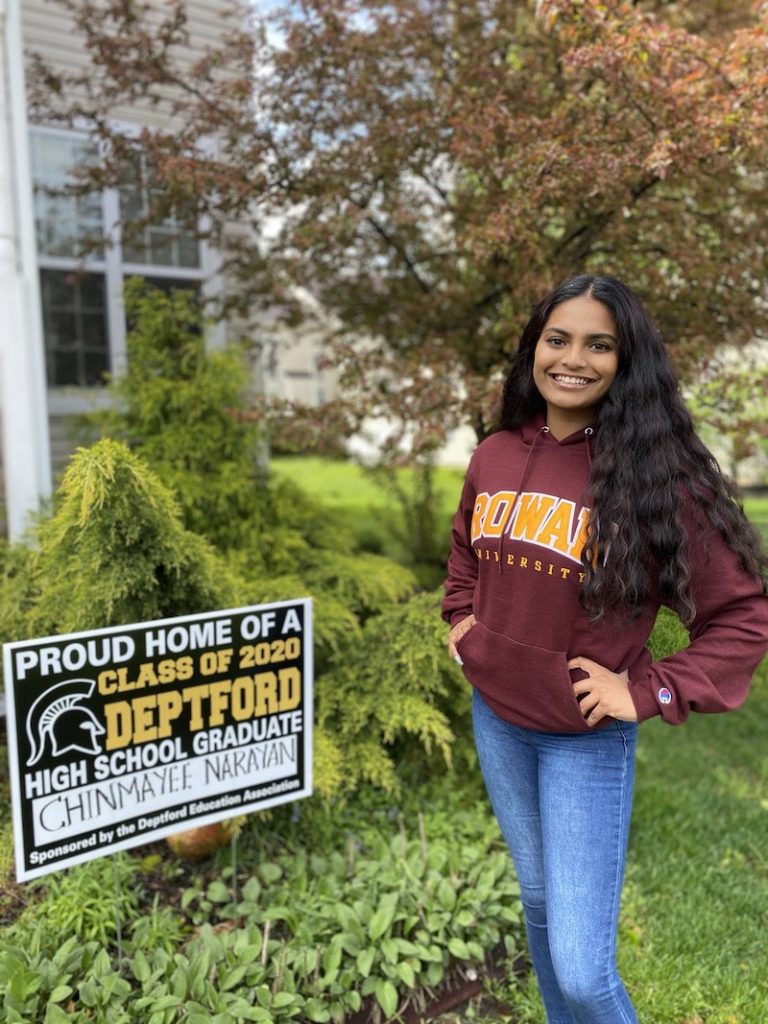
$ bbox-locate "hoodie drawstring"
[497,423,596,574]
[497,424,549,573]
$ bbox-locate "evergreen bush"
[87,278,266,551]
[366,458,453,589]
[23,438,240,638]
[316,591,469,793]
[0,280,472,824]
[69,280,468,798]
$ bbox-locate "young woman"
[442,274,768,1024]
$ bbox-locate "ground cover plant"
[0,788,526,1024]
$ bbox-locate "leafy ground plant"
[178,813,523,1023]
[0,803,524,1023]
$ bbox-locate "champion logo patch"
[658,687,673,705]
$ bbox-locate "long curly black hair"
[499,274,768,623]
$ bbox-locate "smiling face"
[532,294,619,439]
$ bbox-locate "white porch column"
[0,0,52,539]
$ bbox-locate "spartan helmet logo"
[25,679,105,767]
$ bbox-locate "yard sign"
[3,599,312,881]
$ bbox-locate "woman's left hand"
[568,656,639,726]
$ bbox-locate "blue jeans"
[472,689,639,1024]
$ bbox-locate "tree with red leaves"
[31,0,768,455]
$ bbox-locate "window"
[31,133,103,259]
[31,127,208,395]
[31,131,110,388]
[40,271,109,387]
[120,152,201,270]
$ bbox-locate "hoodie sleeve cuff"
[629,677,662,723]
[450,611,473,627]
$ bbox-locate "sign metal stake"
[231,830,239,914]
[113,855,124,971]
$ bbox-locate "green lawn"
[620,667,768,1024]
[270,456,466,579]
[270,455,465,513]
[271,457,766,541]
[745,495,768,543]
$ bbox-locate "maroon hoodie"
[442,415,768,732]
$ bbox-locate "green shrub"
[315,590,468,794]
[0,539,38,649]
[0,438,464,802]
[0,283,470,805]
[366,459,454,589]
[24,439,241,638]
[11,855,139,948]
[299,550,416,621]
[87,278,266,551]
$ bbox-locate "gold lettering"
[278,667,302,710]
[208,680,232,726]
[254,672,279,716]
[483,491,517,538]
[231,676,254,720]
[131,695,157,743]
[510,493,556,541]
[103,701,132,750]
[156,690,183,738]
[183,685,210,730]
[470,493,491,543]
[98,669,118,696]
[535,499,575,554]
[136,663,159,688]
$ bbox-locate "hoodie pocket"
[456,620,588,733]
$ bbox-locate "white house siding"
[22,0,241,130]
